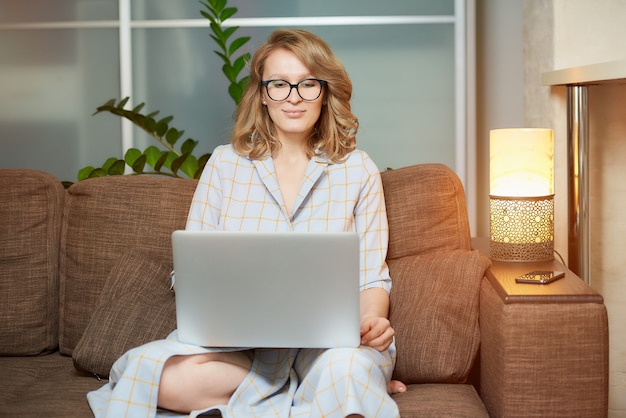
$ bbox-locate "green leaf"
[181,138,198,154]
[158,115,174,125]
[88,168,107,179]
[180,154,198,178]
[108,159,126,175]
[131,154,146,173]
[214,51,230,66]
[78,166,95,181]
[214,0,227,13]
[145,116,157,133]
[127,113,147,130]
[162,151,177,170]
[232,75,250,104]
[124,148,142,166]
[195,153,212,179]
[220,7,237,21]
[209,34,223,48]
[144,145,162,168]
[199,9,217,24]
[165,127,183,145]
[222,64,236,83]
[229,82,244,105]
[154,151,170,171]
[117,97,130,109]
[232,55,247,75]
[210,22,225,43]
[198,153,211,168]
[171,153,188,175]
[150,121,168,137]
[229,36,250,56]
[101,157,119,172]
[222,26,238,42]
[132,102,146,113]
[93,98,116,115]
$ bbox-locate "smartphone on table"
[515,270,565,284]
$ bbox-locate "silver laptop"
[171,230,361,348]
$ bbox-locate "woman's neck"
[273,133,309,162]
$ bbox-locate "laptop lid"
[171,230,361,348]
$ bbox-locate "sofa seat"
[0,354,102,417]
[393,384,488,417]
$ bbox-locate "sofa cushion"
[0,169,64,355]
[72,249,176,378]
[0,354,105,417]
[381,164,472,260]
[392,383,489,417]
[59,176,197,354]
[388,249,490,384]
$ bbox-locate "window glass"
[130,27,236,154]
[132,23,455,170]
[132,0,454,20]
[0,28,121,182]
[0,0,118,23]
[0,0,460,181]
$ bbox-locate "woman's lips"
[283,109,305,117]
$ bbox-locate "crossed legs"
[157,349,405,415]
[157,351,252,413]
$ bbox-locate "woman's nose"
[287,86,302,103]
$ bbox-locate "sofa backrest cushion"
[58,175,197,354]
[381,164,472,260]
[388,249,490,384]
[382,164,490,383]
[0,169,64,355]
[72,248,176,378]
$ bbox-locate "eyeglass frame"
[261,78,327,102]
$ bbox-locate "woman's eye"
[270,81,288,88]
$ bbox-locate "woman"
[88,28,405,418]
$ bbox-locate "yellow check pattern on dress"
[87,145,399,417]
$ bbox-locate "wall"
[525,0,626,415]
[475,0,525,238]
[478,1,624,414]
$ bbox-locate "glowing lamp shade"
[489,128,555,262]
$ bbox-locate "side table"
[472,237,608,417]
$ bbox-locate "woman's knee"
[158,352,252,413]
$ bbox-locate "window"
[0,0,474,222]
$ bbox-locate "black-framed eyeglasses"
[262,78,327,102]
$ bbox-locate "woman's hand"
[358,288,407,395]
[359,287,393,351]
[360,315,394,352]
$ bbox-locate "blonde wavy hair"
[231,29,358,163]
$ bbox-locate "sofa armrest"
[474,239,609,417]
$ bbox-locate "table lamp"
[489,128,554,262]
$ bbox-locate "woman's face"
[261,48,324,143]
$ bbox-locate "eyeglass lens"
[265,79,323,101]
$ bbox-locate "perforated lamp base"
[489,195,554,262]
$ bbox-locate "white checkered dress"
[87,145,399,417]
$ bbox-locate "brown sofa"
[0,164,608,417]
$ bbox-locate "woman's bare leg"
[158,351,252,413]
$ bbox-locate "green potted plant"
[66,0,250,187]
